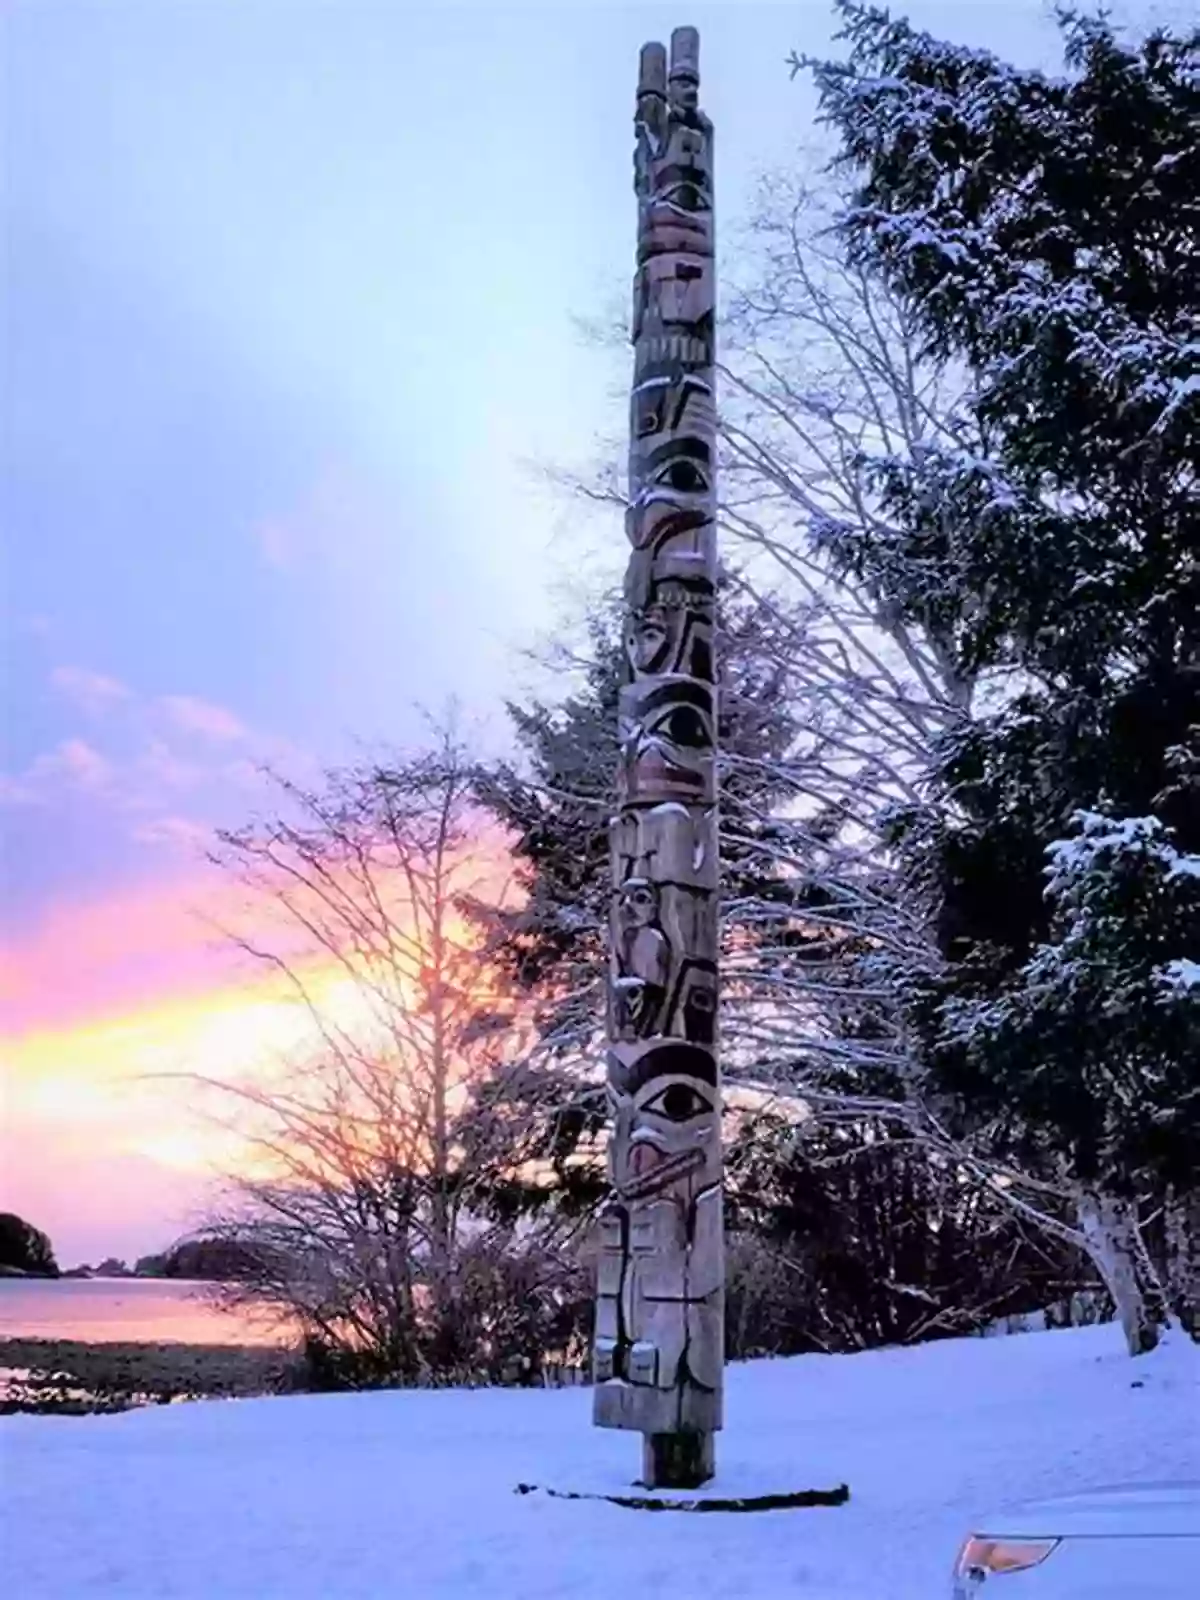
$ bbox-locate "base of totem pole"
[515,1431,850,1514]
[642,1428,713,1490]
[513,1480,851,1514]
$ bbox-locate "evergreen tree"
[806,4,1200,1345]
[468,580,844,1210]
[475,579,808,1044]
[0,1213,58,1277]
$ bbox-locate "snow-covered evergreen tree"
[806,3,1200,1347]
[465,582,815,1211]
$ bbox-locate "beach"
[0,1278,297,1413]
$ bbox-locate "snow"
[1047,810,1163,873]
[1042,811,1196,898]
[1152,370,1200,434]
[2,1324,1197,1598]
[1160,958,1200,992]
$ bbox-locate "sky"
[0,0,1176,1266]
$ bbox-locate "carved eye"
[643,1082,713,1122]
[663,181,707,213]
[648,704,710,750]
[656,459,708,494]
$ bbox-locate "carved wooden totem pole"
[593,25,723,1491]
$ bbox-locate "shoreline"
[0,1336,303,1415]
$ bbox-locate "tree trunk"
[1077,1191,1166,1355]
[1164,1189,1200,1340]
[428,955,455,1368]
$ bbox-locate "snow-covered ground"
[2,1324,1196,1598]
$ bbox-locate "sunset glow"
[0,835,519,1264]
[2,892,319,1260]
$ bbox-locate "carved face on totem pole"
[623,375,716,621]
[610,870,718,1044]
[595,26,722,1458]
[594,1040,722,1418]
[611,878,669,1039]
[618,676,714,804]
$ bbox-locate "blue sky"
[3,0,1164,939]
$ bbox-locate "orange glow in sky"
[3,875,322,1262]
[1,848,513,1267]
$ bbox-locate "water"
[0,1277,288,1346]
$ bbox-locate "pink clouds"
[0,823,524,1265]
[0,833,352,1037]
[1,661,309,872]
[50,664,249,746]
[136,740,205,791]
[50,664,132,714]
[42,736,113,787]
[160,694,249,743]
[0,869,246,1036]
[0,737,115,803]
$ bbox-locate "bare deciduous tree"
[539,166,981,1089]
[196,727,589,1383]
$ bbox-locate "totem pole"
[593,25,723,1491]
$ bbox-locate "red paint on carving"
[630,1142,664,1178]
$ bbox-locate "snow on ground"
[2,1324,1197,1599]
